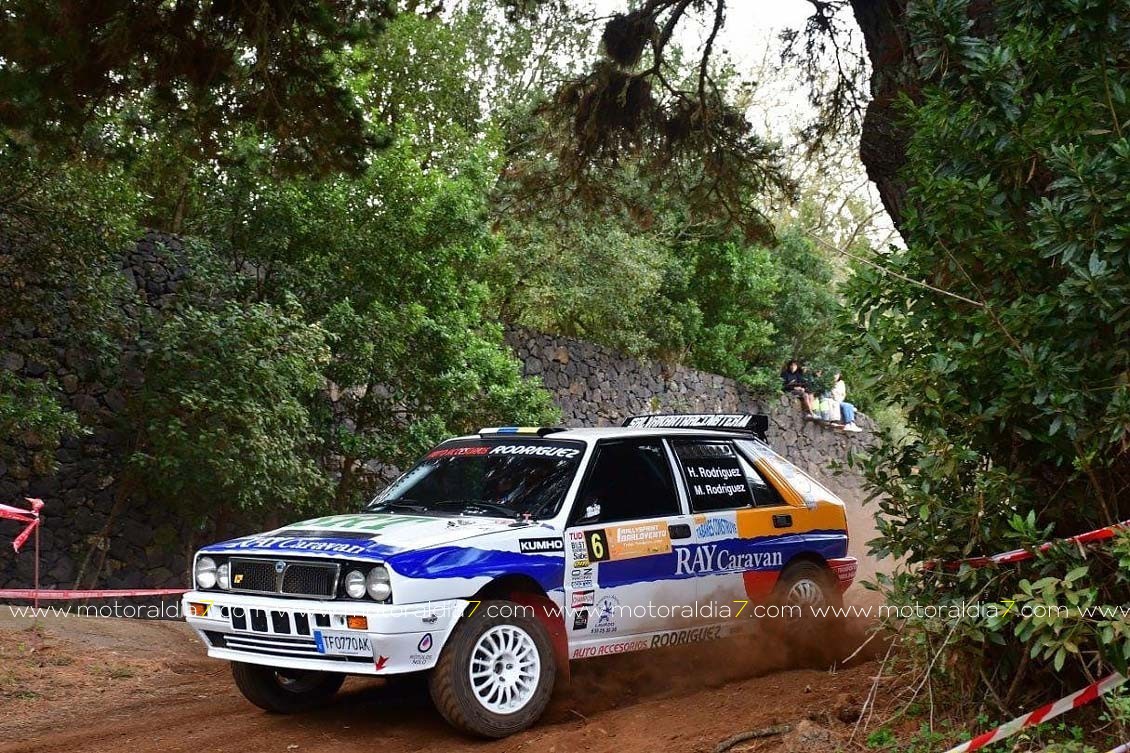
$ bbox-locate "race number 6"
[585,530,610,562]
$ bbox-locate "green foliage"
[0,371,83,472]
[846,0,1130,703]
[0,0,387,173]
[128,301,331,520]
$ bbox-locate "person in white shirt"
[832,372,863,432]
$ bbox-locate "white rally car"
[184,414,856,737]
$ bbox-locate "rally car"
[183,413,856,737]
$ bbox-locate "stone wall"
[505,328,874,508]
[0,236,875,593]
[0,232,198,592]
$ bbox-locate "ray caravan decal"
[674,544,783,576]
[592,529,849,598]
[583,522,672,563]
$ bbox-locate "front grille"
[231,560,276,592]
[282,564,337,597]
[204,630,370,663]
[229,558,340,599]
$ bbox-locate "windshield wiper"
[366,498,434,514]
[432,499,522,519]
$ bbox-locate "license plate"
[314,630,373,657]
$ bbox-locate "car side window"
[573,440,680,524]
[670,440,755,512]
[736,454,786,508]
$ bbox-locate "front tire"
[231,662,344,714]
[429,599,557,738]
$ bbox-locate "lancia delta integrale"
[184,414,856,737]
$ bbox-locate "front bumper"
[182,590,466,675]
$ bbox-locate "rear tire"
[774,560,841,618]
[429,599,557,738]
[231,662,344,714]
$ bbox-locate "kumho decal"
[488,445,581,458]
[674,544,783,575]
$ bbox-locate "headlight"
[195,556,217,589]
[366,566,391,601]
[344,569,367,599]
[216,562,230,590]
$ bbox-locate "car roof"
[451,426,767,443]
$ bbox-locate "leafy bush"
[128,301,330,522]
[847,0,1130,709]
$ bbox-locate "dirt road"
[0,609,881,753]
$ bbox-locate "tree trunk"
[849,0,912,238]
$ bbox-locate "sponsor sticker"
[571,589,595,608]
[592,595,619,634]
[427,446,490,459]
[572,608,589,630]
[571,638,650,658]
[674,544,783,575]
[569,531,589,566]
[570,567,594,590]
[410,632,435,666]
[649,625,723,649]
[518,537,565,554]
[583,523,671,563]
[693,514,739,539]
[488,445,581,459]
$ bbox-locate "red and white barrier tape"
[0,588,188,600]
[943,673,1126,753]
[925,520,1130,571]
[0,498,43,553]
[1105,743,1130,753]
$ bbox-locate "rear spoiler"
[621,413,768,440]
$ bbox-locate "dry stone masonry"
[0,234,874,592]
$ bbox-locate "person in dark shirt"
[780,360,816,416]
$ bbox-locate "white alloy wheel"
[786,577,827,609]
[468,624,541,714]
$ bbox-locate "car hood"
[198,512,528,562]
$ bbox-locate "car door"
[669,438,788,611]
[564,438,698,639]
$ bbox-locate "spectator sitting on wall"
[831,371,863,433]
[780,359,817,417]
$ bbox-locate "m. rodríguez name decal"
[488,445,580,458]
[518,537,565,554]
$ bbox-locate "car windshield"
[365,439,585,520]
